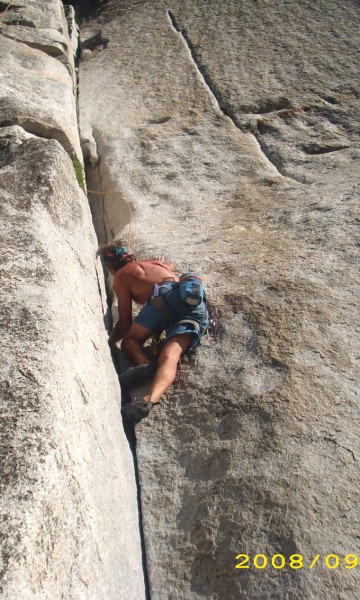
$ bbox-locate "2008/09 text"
[234,554,359,570]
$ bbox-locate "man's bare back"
[107,259,178,343]
[113,260,178,305]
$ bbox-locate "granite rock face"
[0,2,144,598]
[0,32,82,159]
[79,1,359,599]
[0,0,78,80]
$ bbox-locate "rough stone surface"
[0,2,145,597]
[64,4,80,64]
[79,1,360,598]
[0,0,77,79]
[0,31,81,159]
[0,127,145,599]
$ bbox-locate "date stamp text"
[234,553,359,570]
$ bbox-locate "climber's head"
[96,240,135,272]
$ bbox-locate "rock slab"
[0,1,145,597]
[79,1,360,599]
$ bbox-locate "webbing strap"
[150,295,170,321]
[177,319,201,332]
[150,299,205,334]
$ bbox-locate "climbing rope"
[86,189,133,253]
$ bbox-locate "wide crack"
[167,9,300,182]
[84,155,151,599]
[70,6,151,598]
[167,10,239,123]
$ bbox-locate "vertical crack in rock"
[80,104,152,600]
[0,1,146,597]
[167,9,235,118]
[84,128,118,242]
[68,3,356,599]
[167,9,293,180]
[93,237,151,599]
[253,133,306,183]
[126,428,151,600]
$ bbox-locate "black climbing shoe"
[121,400,154,424]
[119,362,157,390]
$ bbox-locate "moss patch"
[72,157,86,191]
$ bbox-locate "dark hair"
[96,240,136,270]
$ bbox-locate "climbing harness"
[149,279,207,341]
[150,282,176,321]
[151,276,206,313]
[177,318,202,332]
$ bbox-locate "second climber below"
[96,240,208,423]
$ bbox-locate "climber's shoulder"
[112,261,145,295]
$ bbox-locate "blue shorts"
[134,284,208,351]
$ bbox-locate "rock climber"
[97,240,208,423]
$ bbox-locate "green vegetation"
[72,156,86,191]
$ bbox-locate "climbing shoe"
[121,400,154,423]
[119,362,157,390]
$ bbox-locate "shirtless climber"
[96,241,208,423]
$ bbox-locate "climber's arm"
[108,274,133,347]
